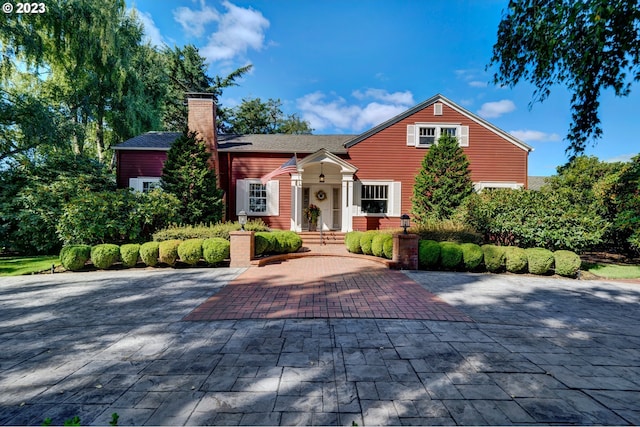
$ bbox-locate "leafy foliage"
[554,250,582,277]
[418,240,440,269]
[220,97,313,134]
[139,241,160,267]
[440,242,463,270]
[460,243,484,270]
[152,220,269,242]
[490,0,640,156]
[605,155,640,255]
[91,244,121,269]
[177,239,204,265]
[120,243,140,268]
[202,238,230,264]
[158,240,181,266]
[59,245,91,271]
[160,131,224,225]
[504,246,528,273]
[526,248,554,275]
[412,134,473,222]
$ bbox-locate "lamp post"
[238,210,247,231]
[400,213,410,234]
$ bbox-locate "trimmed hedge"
[371,233,392,258]
[345,231,364,253]
[59,245,91,271]
[158,239,181,266]
[505,246,528,273]
[440,242,463,270]
[460,243,483,270]
[554,250,582,277]
[178,239,204,265]
[418,240,440,269]
[383,235,394,259]
[203,238,230,264]
[360,230,379,255]
[91,244,120,269]
[139,241,160,267]
[526,248,554,275]
[254,232,270,256]
[482,245,506,273]
[275,231,302,254]
[120,244,140,268]
[153,220,269,241]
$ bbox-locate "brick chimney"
[186,93,220,185]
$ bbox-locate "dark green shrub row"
[417,241,581,277]
[153,219,269,242]
[345,231,394,259]
[254,231,302,256]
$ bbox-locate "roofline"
[344,94,533,152]
[112,146,170,151]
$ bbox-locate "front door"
[306,185,340,231]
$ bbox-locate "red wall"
[116,150,167,188]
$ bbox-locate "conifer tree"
[411,134,473,223]
[160,131,224,224]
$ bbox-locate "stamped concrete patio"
[0,256,639,425]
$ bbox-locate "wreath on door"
[315,190,327,201]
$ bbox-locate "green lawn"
[0,256,60,277]
[584,263,640,280]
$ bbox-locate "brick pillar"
[392,234,419,270]
[229,231,255,268]
[186,93,219,186]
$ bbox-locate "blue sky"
[127,0,639,176]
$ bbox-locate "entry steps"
[297,231,346,246]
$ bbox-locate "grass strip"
[0,256,60,277]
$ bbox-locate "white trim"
[413,123,463,147]
[236,178,280,216]
[129,177,161,192]
[434,102,443,116]
[355,180,401,217]
[473,181,524,192]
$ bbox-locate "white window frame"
[236,179,279,216]
[354,180,401,217]
[473,182,524,192]
[129,177,161,193]
[408,123,469,147]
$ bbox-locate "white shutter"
[460,125,469,147]
[389,182,402,216]
[434,103,443,116]
[353,181,362,214]
[129,178,140,192]
[236,179,247,214]
[266,180,279,216]
[406,124,415,146]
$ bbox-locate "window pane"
[249,183,267,213]
[361,184,389,214]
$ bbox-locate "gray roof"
[528,176,550,191]
[113,132,354,154]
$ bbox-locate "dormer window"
[408,123,469,147]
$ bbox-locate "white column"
[291,173,302,231]
[341,174,354,232]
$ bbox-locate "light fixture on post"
[400,213,410,234]
[319,162,325,183]
[238,210,247,231]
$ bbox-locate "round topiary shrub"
[345,231,364,253]
[554,250,582,277]
[371,233,391,258]
[159,239,182,266]
[360,231,379,255]
[91,244,121,269]
[178,239,204,265]
[203,238,230,264]
[382,234,394,259]
[526,248,554,275]
[418,240,440,269]
[460,243,483,271]
[482,245,506,273]
[275,231,302,253]
[120,244,140,268]
[440,242,463,270]
[59,245,91,271]
[505,246,528,273]
[139,241,160,267]
[254,232,270,256]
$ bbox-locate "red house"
[114,93,532,232]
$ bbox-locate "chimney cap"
[185,92,216,100]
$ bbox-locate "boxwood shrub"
[418,240,440,269]
[120,244,140,268]
[505,246,528,273]
[554,250,582,277]
[440,242,463,270]
[159,239,182,266]
[460,243,483,271]
[345,231,364,253]
[254,232,271,256]
[59,245,91,271]
[482,245,506,273]
[178,239,204,265]
[139,241,160,266]
[275,231,302,253]
[526,248,554,275]
[360,230,379,255]
[91,244,121,269]
[371,233,392,258]
[383,235,394,259]
[153,219,269,241]
[203,238,230,264]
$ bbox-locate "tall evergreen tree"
[411,134,473,222]
[160,131,223,224]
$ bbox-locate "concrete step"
[297,231,346,245]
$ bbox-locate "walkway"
[0,260,639,425]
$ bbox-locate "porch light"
[400,213,410,234]
[238,210,247,231]
[319,162,325,183]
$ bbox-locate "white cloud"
[509,129,561,142]
[297,90,412,132]
[135,9,165,46]
[477,100,516,118]
[468,80,488,88]
[604,153,635,163]
[199,1,270,63]
[173,0,219,38]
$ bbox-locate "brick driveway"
[185,257,471,321]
